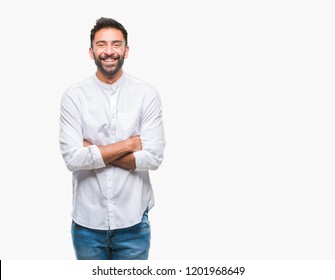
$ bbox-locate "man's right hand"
[128,135,142,152]
[92,135,142,166]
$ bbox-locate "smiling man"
[90,27,128,83]
[59,17,165,260]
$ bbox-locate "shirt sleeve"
[59,89,106,172]
[134,87,166,171]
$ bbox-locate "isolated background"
[0,0,334,259]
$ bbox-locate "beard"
[93,51,126,78]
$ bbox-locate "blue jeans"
[71,210,151,260]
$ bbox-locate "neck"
[96,69,123,84]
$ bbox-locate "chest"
[81,91,142,144]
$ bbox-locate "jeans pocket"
[129,211,150,231]
[72,221,88,230]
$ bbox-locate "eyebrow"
[95,40,123,45]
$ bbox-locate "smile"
[103,58,116,62]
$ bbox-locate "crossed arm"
[60,87,164,172]
[83,136,142,170]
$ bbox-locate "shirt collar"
[93,71,125,92]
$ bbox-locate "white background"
[0,0,334,260]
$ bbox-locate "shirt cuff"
[134,150,146,171]
[89,145,106,169]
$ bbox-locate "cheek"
[90,48,103,59]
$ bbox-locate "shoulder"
[65,76,95,95]
[60,76,96,108]
[61,76,96,102]
[124,73,159,97]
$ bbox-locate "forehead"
[93,28,125,42]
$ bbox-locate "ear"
[89,47,94,59]
[124,46,129,59]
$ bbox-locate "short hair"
[90,17,128,47]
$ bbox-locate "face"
[90,28,129,80]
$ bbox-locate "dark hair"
[90,17,128,47]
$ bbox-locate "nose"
[104,44,115,55]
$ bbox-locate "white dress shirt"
[59,72,165,230]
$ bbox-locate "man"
[59,17,165,260]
